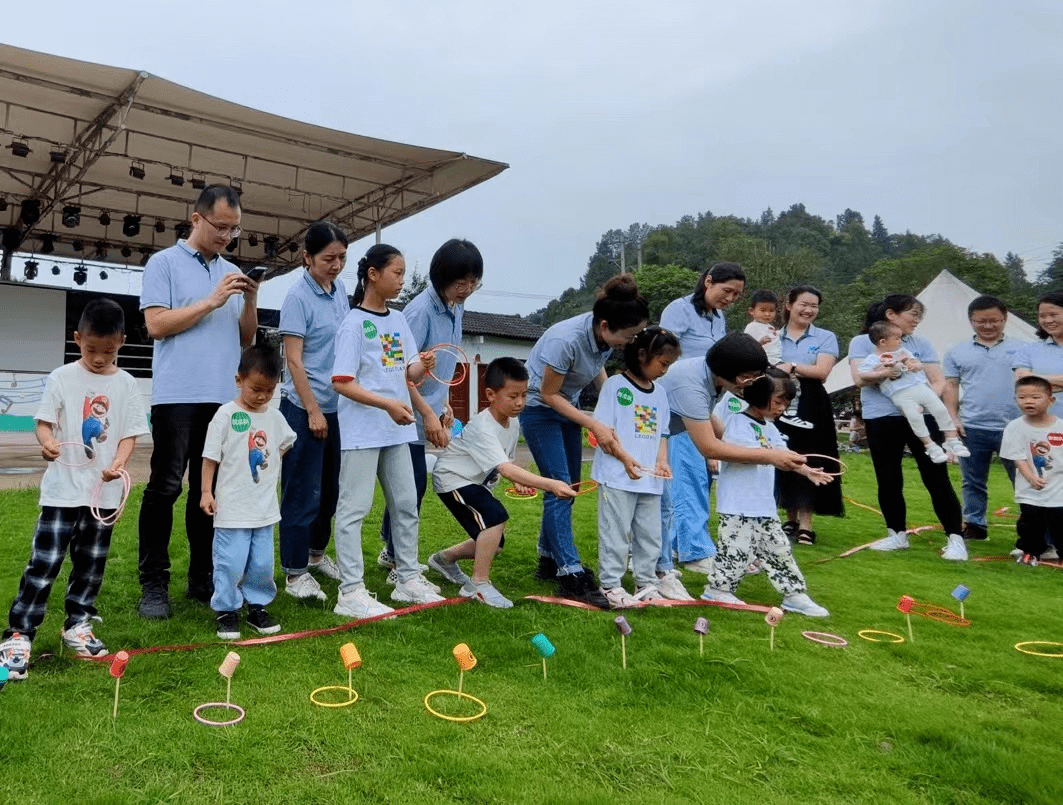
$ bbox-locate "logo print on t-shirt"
[81,393,111,459]
[362,320,378,339]
[616,387,634,406]
[634,404,657,437]
[380,333,405,368]
[230,411,251,433]
[750,422,769,448]
[727,397,743,412]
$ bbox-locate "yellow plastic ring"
[310,685,360,708]
[858,629,905,644]
[423,689,487,722]
[1014,641,1063,658]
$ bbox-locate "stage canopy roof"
[0,43,507,280]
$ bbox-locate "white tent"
[825,269,1038,393]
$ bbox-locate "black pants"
[1016,504,1063,556]
[865,414,962,535]
[137,402,220,590]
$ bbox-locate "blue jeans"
[519,405,584,576]
[380,443,428,557]
[958,426,1015,527]
[278,398,340,575]
[659,431,716,571]
[211,526,277,612]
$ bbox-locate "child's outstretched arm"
[102,435,137,481]
[686,419,805,470]
[35,420,60,462]
[795,463,833,486]
[405,351,436,385]
[333,377,414,425]
[200,458,219,515]
[1014,458,1046,490]
[498,462,577,498]
[408,382,449,449]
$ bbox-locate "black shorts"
[437,484,509,543]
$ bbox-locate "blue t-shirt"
[526,312,612,409]
[847,333,938,419]
[278,271,350,414]
[660,296,727,360]
[942,336,1022,430]
[779,323,839,365]
[1013,338,1063,418]
[658,357,719,435]
[403,285,463,440]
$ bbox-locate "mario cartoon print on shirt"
[248,430,269,483]
[1030,440,1054,478]
[81,393,110,458]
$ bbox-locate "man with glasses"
[943,295,1023,543]
[137,185,259,618]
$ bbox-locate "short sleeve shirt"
[657,357,719,435]
[140,240,245,405]
[202,401,297,528]
[403,286,463,440]
[279,271,349,414]
[1013,339,1063,418]
[848,333,938,419]
[942,336,1022,430]
[858,349,926,398]
[779,324,839,366]
[1000,415,1063,507]
[431,408,518,493]
[591,374,670,495]
[525,312,612,409]
[36,362,149,508]
[716,413,786,517]
[712,390,748,430]
[660,296,727,359]
[744,322,782,364]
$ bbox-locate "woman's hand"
[308,409,328,439]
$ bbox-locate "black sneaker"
[138,586,172,620]
[557,569,610,610]
[216,610,240,640]
[186,577,214,604]
[534,555,558,581]
[246,606,281,635]
[962,523,989,542]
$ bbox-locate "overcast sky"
[4,0,1061,315]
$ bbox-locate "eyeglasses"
[970,318,1005,326]
[198,214,242,239]
[735,372,767,387]
[453,279,483,293]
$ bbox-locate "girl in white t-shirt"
[330,244,443,619]
[592,327,694,607]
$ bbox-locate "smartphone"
[244,266,266,282]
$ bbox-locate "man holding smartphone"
[137,185,260,619]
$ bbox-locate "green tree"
[1037,244,1063,292]
[397,269,428,307]
[631,264,699,323]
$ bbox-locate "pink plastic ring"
[802,631,848,647]
[53,441,96,467]
[802,454,847,476]
[193,702,245,726]
[425,344,469,387]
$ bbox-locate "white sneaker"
[781,592,830,618]
[0,632,31,680]
[682,557,714,574]
[308,554,341,580]
[1042,546,1059,561]
[654,569,695,601]
[869,529,909,551]
[61,617,108,657]
[391,575,446,604]
[334,587,394,619]
[632,584,661,602]
[1009,548,1025,559]
[460,580,514,608]
[700,587,746,606]
[925,443,948,463]
[387,568,441,594]
[944,437,970,458]
[285,572,326,601]
[428,551,471,587]
[778,414,814,430]
[941,533,969,561]
[376,548,396,569]
[602,586,640,608]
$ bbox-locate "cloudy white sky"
[4,0,1060,314]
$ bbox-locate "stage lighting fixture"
[98,211,111,227]
[20,199,41,226]
[154,219,166,233]
[99,270,109,280]
[288,242,299,254]
[2,227,22,251]
[8,137,30,157]
[129,161,146,180]
[24,260,38,280]
[50,149,68,164]
[39,234,56,254]
[0,196,7,211]
[168,169,185,186]
[120,245,132,258]
[175,222,191,240]
[263,235,279,259]
[140,248,152,266]
[73,266,88,286]
[247,233,258,247]
[51,265,61,276]
[190,174,206,189]
[72,239,84,252]
[94,241,109,259]
[62,205,81,228]
[122,214,141,237]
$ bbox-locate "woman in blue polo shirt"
[277,221,350,602]
[522,274,649,608]
[1014,291,1063,418]
[774,286,843,545]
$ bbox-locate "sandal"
[782,521,799,540]
[795,529,817,545]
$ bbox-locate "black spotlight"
[122,214,141,237]
[72,239,84,252]
[287,241,299,255]
[9,138,30,157]
[263,235,279,259]
[62,205,81,228]
[99,270,109,280]
[24,260,38,280]
[20,199,41,226]
[226,238,238,253]
[175,222,191,240]
[94,241,109,259]
[73,265,88,286]
[190,174,206,190]
[50,149,68,164]
[154,219,166,233]
[40,234,57,254]
[247,233,258,247]
[98,211,111,227]
[51,264,61,276]
[0,197,7,212]
[139,248,152,266]
[167,169,185,186]
[2,226,21,251]
[129,161,146,180]
[120,245,132,258]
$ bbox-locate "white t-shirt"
[744,322,782,364]
[331,307,422,450]
[857,348,927,398]
[36,362,148,509]
[1000,415,1063,507]
[712,390,748,430]
[432,408,518,493]
[202,401,297,528]
[716,412,785,518]
[591,374,670,495]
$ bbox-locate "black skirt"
[775,377,845,516]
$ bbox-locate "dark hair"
[429,239,483,296]
[860,293,922,334]
[868,321,901,345]
[305,220,348,257]
[967,294,1006,319]
[749,289,778,309]
[743,366,795,410]
[1035,291,1063,340]
[484,356,528,390]
[1016,374,1053,395]
[194,185,242,215]
[592,274,649,332]
[706,332,768,381]
[692,262,746,315]
[782,285,823,325]
[78,298,125,336]
[623,326,681,380]
[353,243,403,306]
[238,343,283,380]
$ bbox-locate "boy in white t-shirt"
[202,345,296,639]
[743,290,811,430]
[1,299,148,681]
[428,358,575,608]
[1000,375,1063,563]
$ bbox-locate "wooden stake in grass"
[693,618,710,658]
[614,616,632,669]
[109,651,129,719]
[897,595,915,642]
[530,633,555,680]
[765,607,784,652]
[951,584,970,621]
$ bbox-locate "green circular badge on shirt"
[363,320,378,339]
[728,397,743,412]
[617,387,634,406]
[230,412,251,433]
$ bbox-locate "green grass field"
[1,453,1061,805]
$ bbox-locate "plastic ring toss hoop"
[858,629,906,644]
[53,441,96,468]
[802,631,848,647]
[423,689,487,723]
[424,344,469,386]
[802,454,847,476]
[504,486,539,500]
[193,702,245,726]
[310,685,359,708]
[1014,641,1063,658]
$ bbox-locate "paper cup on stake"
[109,650,129,718]
[531,633,555,680]
[765,607,784,651]
[897,595,915,642]
[693,617,710,657]
[951,585,970,620]
[614,616,632,669]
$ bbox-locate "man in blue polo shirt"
[137,185,259,619]
[942,295,1022,543]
